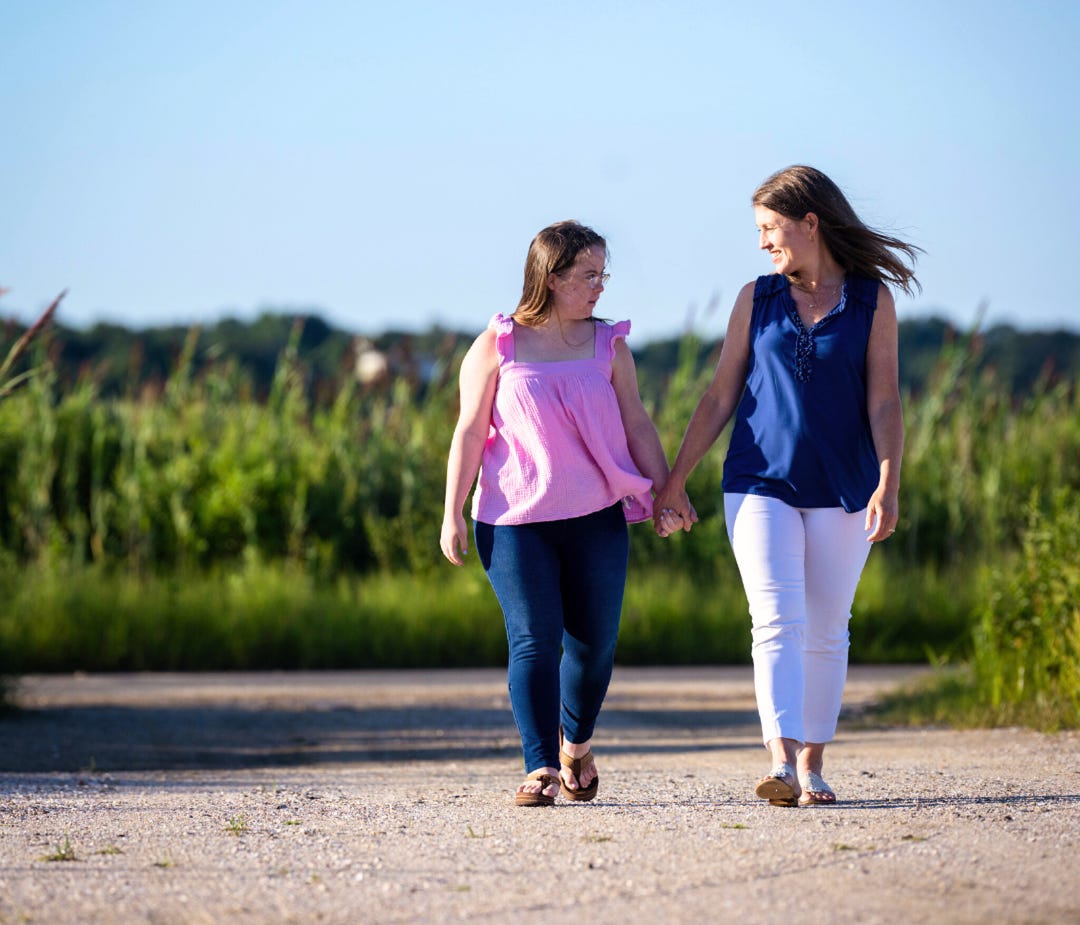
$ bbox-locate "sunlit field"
[1,324,1077,728]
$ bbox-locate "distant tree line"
[633,317,1080,401]
[2,310,1077,403]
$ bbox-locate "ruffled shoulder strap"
[846,275,881,312]
[489,313,515,363]
[597,319,631,361]
[754,273,787,301]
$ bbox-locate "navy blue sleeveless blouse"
[722,273,881,512]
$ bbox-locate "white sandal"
[798,770,837,806]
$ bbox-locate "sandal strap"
[766,762,796,784]
[524,771,559,787]
[558,726,597,791]
[559,747,594,774]
[799,771,834,794]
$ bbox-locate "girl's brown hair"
[753,165,922,296]
[513,220,607,326]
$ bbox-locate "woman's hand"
[653,480,698,536]
[864,486,899,543]
[440,513,470,565]
[655,507,685,538]
[649,282,752,541]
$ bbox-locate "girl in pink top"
[441,220,682,806]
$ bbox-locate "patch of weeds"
[153,857,174,869]
[833,842,874,852]
[465,825,492,839]
[582,834,613,843]
[225,814,250,836]
[41,836,78,862]
[720,823,749,830]
[283,820,301,826]
[901,834,928,842]
[96,845,123,856]
[451,885,471,892]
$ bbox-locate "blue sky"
[3,0,1078,343]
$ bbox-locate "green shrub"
[971,488,1080,729]
[871,489,1080,731]
[0,320,1077,697]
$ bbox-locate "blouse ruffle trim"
[489,313,515,363]
[607,319,631,361]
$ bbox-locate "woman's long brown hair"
[754,165,922,296]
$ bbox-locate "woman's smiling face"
[754,205,812,276]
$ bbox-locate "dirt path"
[1,667,1077,924]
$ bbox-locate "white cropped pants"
[724,493,873,746]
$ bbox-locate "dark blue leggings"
[475,503,629,773]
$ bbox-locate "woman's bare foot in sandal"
[514,767,560,807]
[797,770,836,806]
[797,743,837,806]
[755,736,801,807]
[559,731,599,801]
[755,762,800,806]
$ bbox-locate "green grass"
[850,555,976,663]
[225,815,250,836]
[0,556,983,674]
[869,489,1080,732]
[0,320,1077,729]
[0,559,508,673]
[40,836,78,862]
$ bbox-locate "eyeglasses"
[584,272,610,290]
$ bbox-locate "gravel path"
[1,667,1078,924]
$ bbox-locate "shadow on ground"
[0,702,758,773]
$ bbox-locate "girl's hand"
[440,513,469,565]
[653,483,698,535]
[656,507,685,538]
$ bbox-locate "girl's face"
[755,205,813,276]
[548,247,608,319]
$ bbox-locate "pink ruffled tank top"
[471,314,654,525]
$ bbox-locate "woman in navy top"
[655,165,920,807]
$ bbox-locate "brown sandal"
[514,770,559,807]
[559,727,599,802]
[754,763,800,807]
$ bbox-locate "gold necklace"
[796,277,844,313]
[554,316,594,348]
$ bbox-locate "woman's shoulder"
[459,316,508,371]
[753,273,787,298]
[846,275,887,311]
[477,312,516,362]
[462,325,499,363]
[593,317,632,362]
[594,316,631,334]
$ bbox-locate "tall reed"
[970,488,1080,729]
[0,316,1075,714]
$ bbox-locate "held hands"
[656,507,684,537]
[653,481,699,538]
